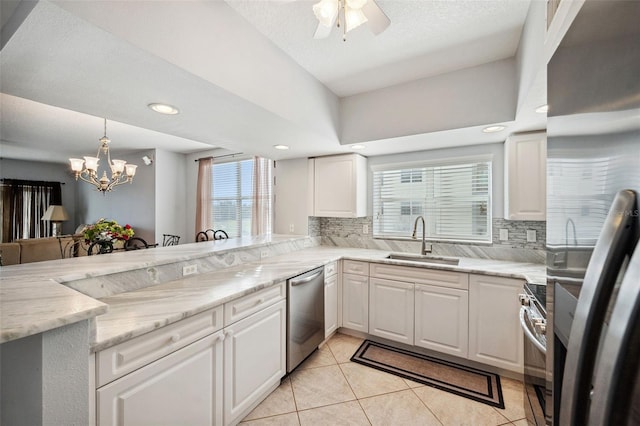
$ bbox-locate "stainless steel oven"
[520,283,549,425]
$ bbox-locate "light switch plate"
[527,230,537,242]
[499,229,509,241]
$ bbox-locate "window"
[372,160,491,242]
[209,158,272,237]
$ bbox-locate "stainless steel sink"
[385,253,460,266]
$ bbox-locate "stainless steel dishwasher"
[287,266,325,373]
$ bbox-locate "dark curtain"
[0,179,62,242]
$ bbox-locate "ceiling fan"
[311,0,390,41]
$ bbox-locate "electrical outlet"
[363,224,369,234]
[499,229,509,241]
[182,264,198,276]
[261,250,269,259]
[289,223,295,233]
[527,230,537,242]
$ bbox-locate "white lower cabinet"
[324,273,338,338]
[224,299,286,425]
[414,284,468,358]
[369,278,414,345]
[342,273,369,333]
[97,330,224,426]
[468,274,524,372]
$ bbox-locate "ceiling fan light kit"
[69,118,137,194]
[312,0,389,41]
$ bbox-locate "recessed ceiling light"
[482,125,506,133]
[148,103,180,115]
[350,144,365,150]
[535,104,549,114]
[273,144,289,150]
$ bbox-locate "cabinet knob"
[216,334,225,343]
[226,330,234,338]
[169,334,180,343]
[257,298,265,305]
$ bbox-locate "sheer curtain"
[195,158,213,237]
[0,179,62,242]
[251,156,272,236]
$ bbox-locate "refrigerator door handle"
[588,241,640,426]
[560,189,639,426]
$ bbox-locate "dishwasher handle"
[290,270,323,286]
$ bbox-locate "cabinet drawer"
[369,263,468,290]
[224,282,286,326]
[96,306,223,387]
[325,261,338,277]
[343,260,368,276]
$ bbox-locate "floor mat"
[351,340,505,409]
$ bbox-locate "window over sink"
[372,159,491,242]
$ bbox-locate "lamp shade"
[41,205,70,222]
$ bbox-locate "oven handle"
[519,306,546,354]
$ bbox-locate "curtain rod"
[194,152,244,162]
[0,178,65,185]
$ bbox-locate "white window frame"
[372,156,492,243]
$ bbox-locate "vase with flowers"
[82,219,134,254]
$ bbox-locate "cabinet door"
[505,132,547,220]
[224,300,286,425]
[468,274,524,372]
[313,154,366,217]
[97,330,224,426]
[415,284,468,358]
[342,273,369,333]
[325,274,338,338]
[369,278,414,345]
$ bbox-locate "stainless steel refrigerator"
[546,1,640,425]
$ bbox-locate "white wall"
[154,149,187,244]
[0,158,78,235]
[273,157,310,235]
[77,149,156,244]
[340,59,517,144]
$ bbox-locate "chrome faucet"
[411,215,430,255]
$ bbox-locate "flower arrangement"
[82,218,134,243]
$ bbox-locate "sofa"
[0,236,78,266]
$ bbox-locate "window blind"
[372,160,491,242]
[210,158,272,237]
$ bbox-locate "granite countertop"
[0,235,312,344]
[93,246,545,352]
[1,235,545,349]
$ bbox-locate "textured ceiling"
[226,0,532,96]
[0,0,544,164]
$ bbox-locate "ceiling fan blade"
[313,22,333,39]
[363,0,390,35]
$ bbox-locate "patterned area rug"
[351,340,505,409]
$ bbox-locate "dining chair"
[163,234,180,246]
[196,229,229,242]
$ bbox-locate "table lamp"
[42,205,70,236]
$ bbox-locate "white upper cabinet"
[504,132,547,221]
[311,153,367,218]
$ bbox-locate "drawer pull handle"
[169,334,180,343]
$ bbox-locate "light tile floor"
[240,333,528,426]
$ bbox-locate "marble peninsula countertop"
[1,235,545,350]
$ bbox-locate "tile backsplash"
[309,216,546,264]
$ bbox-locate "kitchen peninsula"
[1,235,544,425]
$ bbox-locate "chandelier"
[69,119,137,193]
[312,0,390,41]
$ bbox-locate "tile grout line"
[408,386,445,426]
